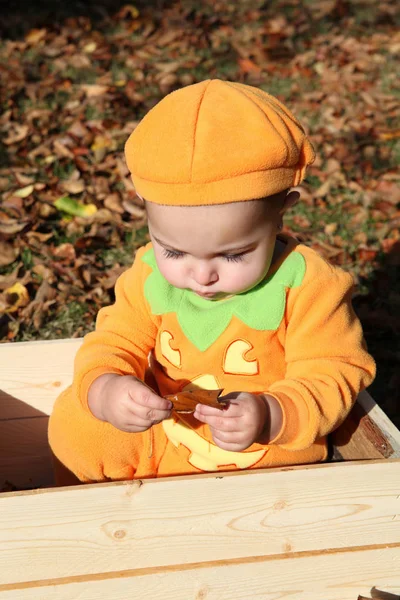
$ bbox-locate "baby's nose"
[192,262,218,286]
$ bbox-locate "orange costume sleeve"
[71,245,159,412]
[266,245,375,450]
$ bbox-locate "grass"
[19,301,93,341]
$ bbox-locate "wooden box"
[1,339,400,599]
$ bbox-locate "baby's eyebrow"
[153,235,254,255]
[221,244,253,254]
[153,236,184,252]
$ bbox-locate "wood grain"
[0,338,81,416]
[0,460,399,586]
[1,545,399,599]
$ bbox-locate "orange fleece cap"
[125,79,315,206]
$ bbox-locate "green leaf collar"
[142,247,305,352]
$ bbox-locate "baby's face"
[146,197,283,300]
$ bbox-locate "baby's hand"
[88,374,172,433]
[193,392,268,452]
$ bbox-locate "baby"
[49,80,375,483]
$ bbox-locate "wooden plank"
[0,417,53,490]
[1,546,399,599]
[0,460,399,586]
[331,390,400,461]
[0,338,82,416]
[358,390,400,451]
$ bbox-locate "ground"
[0,0,399,425]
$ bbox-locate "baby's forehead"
[145,198,280,248]
[145,197,279,221]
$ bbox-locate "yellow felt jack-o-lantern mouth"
[162,418,267,471]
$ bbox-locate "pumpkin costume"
[48,80,375,483]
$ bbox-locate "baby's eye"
[163,248,185,259]
[224,253,245,263]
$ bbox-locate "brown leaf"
[53,243,76,262]
[0,241,19,267]
[324,223,338,235]
[0,263,22,291]
[97,265,127,290]
[81,84,109,97]
[104,193,124,214]
[53,139,74,159]
[35,280,57,303]
[122,199,145,218]
[238,58,261,73]
[314,178,333,198]
[378,129,400,141]
[25,28,47,44]
[31,263,55,282]
[165,389,227,413]
[14,173,35,186]
[0,219,30,235]
[154,61,182,74]
[26,231,53,249]
[61,179,85,194]
[3,124,29,145]
[68,121,89,138]
[357,247,378,262]
[155,30,182,46]
[0,177,10,191]
[158,73,179,94]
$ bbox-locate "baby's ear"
[280,189,300,214]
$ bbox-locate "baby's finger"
[210,428,245,443]
[131,387,173,412]
[194,401,241,419]
[211,433,246,452]
[130,403,172,424]
[194,410,241,432]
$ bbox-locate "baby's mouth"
[195,290,217,298]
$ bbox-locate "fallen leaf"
[25,28,47,44]
[53,243,76,262]
[158,73,179,94]
[14,185,34,198]
[91,134,116,162]
[104,193,124,213]
[61,179,86,194]
[0,241,19,267]
[357,247,378,262]
[53,140,74,159]
[1,283,30,314]
[378,129,400,141]
[324,223,338,235]
[3,125,29,145]
[122,199,145,218]
[14,173,35,186]
[0,219,30,235]
[238,58,261,73]
[83,42,97,54]
[54,196,97,218]
[81,84,109,97]
[117,4,140,19]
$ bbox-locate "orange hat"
[125,79,315,206]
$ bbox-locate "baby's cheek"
[226,264,262,292]
[158,260,186,288]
